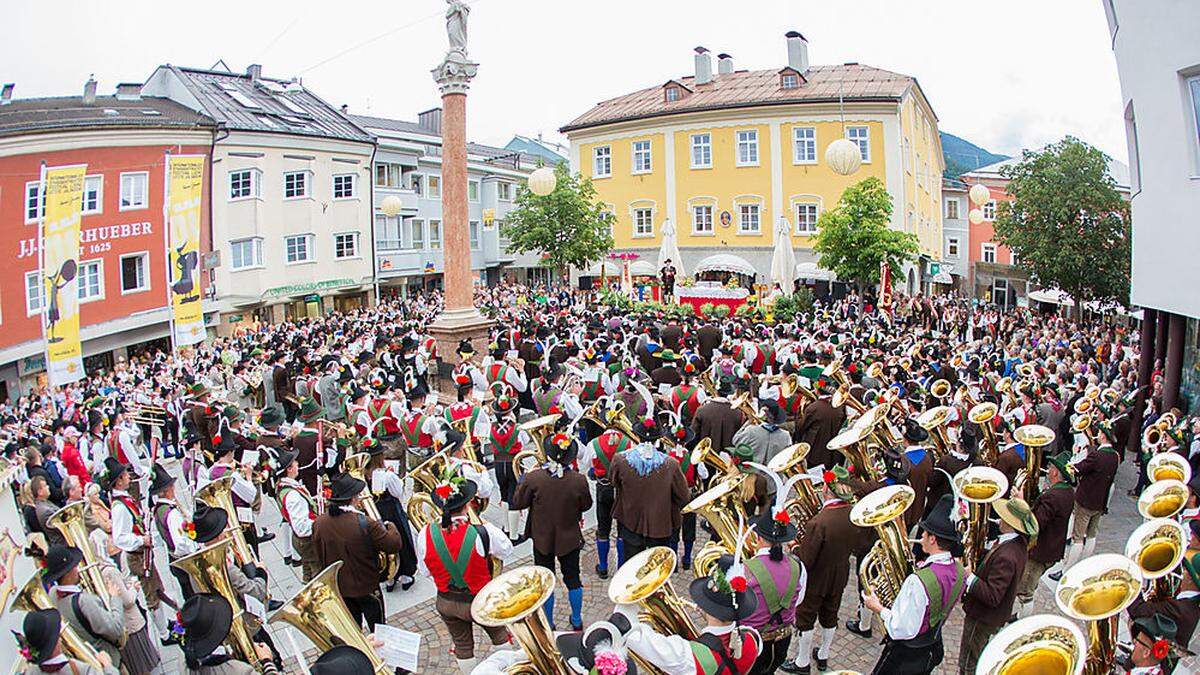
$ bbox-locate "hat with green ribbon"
[299,397,325,423]
[1048,451,1076,485]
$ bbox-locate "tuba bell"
[929,378,951,402]
[342,452,399,581]
[953,466,1009,570]
[828,425,881,482]
[1124,517,1187,602]
[850,484,916,608]
[767,442,820,529]
[976,614,1086,675]
[268,562,389,674]
[48,500,113,610]
[608,547,699,640]
[689,438,733,490]
[1137,478,1188,520]
[472,566,571,675]
[513,414,561,480]
[682,477,754,577]
[916,405,954,462]
[12,571,106,671]
[1054,553,1143,675]
[1146,451,1191,484]
[195,475,258,567]
[171,538,264,669]
[1013,424,1056,504]
[969,402,1001,465]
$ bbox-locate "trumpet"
[1124,517,1187,602]
[608,546,698,640]
[850,485,916,608]
[13,572,106,670]
[472,566,570,675]
[953,467,1009,570]
[1054,553,1143,675]
[975,614,1085,675]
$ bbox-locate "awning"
[629,260,657,276]
[582,261,621,276]
[795,261,836,281]
[1027,288,1075,307]
[696,253,757,276]
[931,271,954,284]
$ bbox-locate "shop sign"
[19,354,46,376]
[228,314,243,324]
[928,262,941,275]
[483,208,496,229]
[17,220,154,259]
[263,278,357,297]
[202,251,221,270]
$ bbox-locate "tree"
[813,177,919,294]
[502,163,614,282]
[993,137,1131,306]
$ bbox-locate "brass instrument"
[689,438,733,490]
[608,546,698,640]
[13,571,107,670]
[48,500,113,611]
[954,383,979,411]
[969,402,1001,464]
[1016,363,1037,379]
[472,566,570,675]
[729,392,764,426]
[767,442,820,529]
[268,562,389,674]
[127,403,168,427]
[928,378,951,402]
[1142,415,1173,452]
[682,477,755,577]
[195,475,258,567]
[342,452,400,580]
[699,366,719,398]
[1124,517,1187,601]
[513,414,561,480]
[850,485,916,607]
[448,415,482,465]
[822,357,848,388]
[976,614,1086,675]
[171,538,263,669]
[953,466,1009,570]
[1013,425,1056,503]
[1073,396,1094,416]
[916,405,954,461]
[832,383,868,418]
[1054,554,1143,675]
[828,425,881,482]
[865,361,884,380]
[1137,478,1188,520]
[409,451,449,493]
[1146,451,1191,484]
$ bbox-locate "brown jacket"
[963,534,1028,627]
[511,468,593,556]
[691,399,745,455]
[312,507,402,598]
[1073,447,1119,512]
[994,446,1024,493]
[610,452,690,539]
[291,431,321,494]
[696,324,722,359]
[1028,482,1075,565]
[796,500,861,598]
[793,399,846,469]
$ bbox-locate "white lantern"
[528,167,557,196]
[969,183,990,207]
[968,208,985,225]
[825,138,862,176]
[380,195,403,217]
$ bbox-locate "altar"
[676,282,750,315]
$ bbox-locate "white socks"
[1082,537,1097,560]
[818,626,836,659]
[793,630,814,667]
[457,657,477,674]
[858,602,873,631]
[1064,541,1084,571]
[507,510,522,539]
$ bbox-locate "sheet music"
[373,623,420,670]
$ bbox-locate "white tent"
[695,253,757,276]
[658,219,686,277]
[629,260,657,277]
[583,261,621,276]
[795,261,836,281]
[770,216,797,293]
[931,270,954,285]
[1027,288,1075,307]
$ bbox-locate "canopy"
[629,260,658,277]
[931,270,954,285]
[770,217,797,293]
[794,261,836,282]
[1027,288,1075,307]
[658,220,686,277]
[695,253,757,276]
[583,261,621,276]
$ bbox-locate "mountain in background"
[941,131,1008,177]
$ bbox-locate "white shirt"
[118,424,150,477]
[615,604,744,675]
[109,489,145,554]
[414,516,513,579]
[880,552,956,641]
[279,478,315,538]
[372,467,408,501]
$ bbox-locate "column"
[1129,308,1157,456]
[1155,312,1169,369]
[1164,313,1186,412]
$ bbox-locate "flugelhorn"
[1146,451,1191,484]
[171,538,263,669]
[850,484,916,607]
[342,452,399,580]
[48,500,114,611]
[1137,479,1188,520]
[12,571,106,671]
[953,466,1009,570]
[1054,554,1143,675]
[608,547,698,640]
[1124,517,1186,601]
[976,614,1086,675]
[195,475,258,567]
[472,566,570,675]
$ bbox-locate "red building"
[0,82,215,400]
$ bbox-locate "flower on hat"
[593,650,627,675]
[774,509,791,525]
[1152,638,1170,660]
[322,486,333,501]
[642,419,654,429]
[434,484,452,500]
[552,433,570,449]
[185,521,197,540]
[212,432,222,446]
[14,631,36,662]
[674,427,687,441]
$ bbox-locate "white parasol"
[658,218,686,277]
[769,216,797,294]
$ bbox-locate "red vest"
[424,522,492,593]
[669,445,698,486]
[671,384,703,419]
[490,421,522,457]
[590,430,630,479]
[750,343,776,375]
[486,362,509,385]
[402,414,432,448]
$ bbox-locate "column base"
[427,307,495,397]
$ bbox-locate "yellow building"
[561,32,944,294]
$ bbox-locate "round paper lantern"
[528,167,557,196]
[825,138,862,176]
[969,183,991,207]
[380,195,403,217]
[968,208,985,225]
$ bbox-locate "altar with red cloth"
[676,285,750,315]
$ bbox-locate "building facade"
[0,84,215,399]
[1106,0,1200,414]
[560,32,944,291]
[142,64,376,329]
[939,178,969,293]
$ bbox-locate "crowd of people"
[1,281,1194,675]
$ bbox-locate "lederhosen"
[490,420,522,504]
[154,500,194,598]
[871,562,967,675]
[590,431,629,541]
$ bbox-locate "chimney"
[115,82,142,101]
[717,53,734,75]
[340,104,349,114]
[786,31,810,74]
[82,76,97,106]
[246,64,262,81]
[418,107,443,135]
[693,47,712,85]
[1,83,13,105]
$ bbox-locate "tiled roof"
[561,63,915,132]
[0,96,213,137]
[169,66,372,143]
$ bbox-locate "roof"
[504,135,568,164]
[561,63,915,133]
[942,176,969,191]
[350,113,546,168]
[965,153,1131,190]
[347,114,431,136]
[166,66,372,143]
[0,95,214,137]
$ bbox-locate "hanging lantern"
[380,195,403,217]
[968,208,985,225]
[528,167,557,196]
[825,138,862,176]
[969,183,991,207]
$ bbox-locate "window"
[947,237,960,258]
[230,238,263,270]
[119,253,148,293]
[982,243,997,263]
[410,220,425,250]
[782,73,800,89]
[333,174,355,199]
[1188,77,1200,164]
[82,176,103,215]
[429,175,442,198]
[218,84,260,110]
[25,271,43,316]
[497,182,512,201]
[665,86,681,102]
[632,140,652,174]
[691,133,712,169]
[1009,250,1019,267]
[375,163,402,188]
[795,203,819,234]
[736,130,759,166]
[945,198,960,219]
[429,220,443,249]
[593,146,612,177]
[792,127,816,164]
[469,221,481,249]
[375,214,401,249]
[737,204,761,234]
[119,172,148,210]
[468,180,480,202]
[846,126,871,162]
[410,174,424,196]
[25,181,43,223]
[334,233,359,259]
[633,208,654,237]
[77,260,102,301]
[692,205,714,234]
[283,171,308,199]
[285,234,313,264]
[982,200,996,220]
[229,169,259,200]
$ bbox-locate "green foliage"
[711,304,732,319]
[502,163,615,275]
[699,303,715,316]
[993,137,1131,305]
[598,286,632,311]
[813,177,919,288]
[773,288,814,321]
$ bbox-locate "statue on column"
[446,0,470,59]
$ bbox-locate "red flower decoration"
[1152,639,1170,660]
[848,363,858,373]
[642,419,654,428]
[675,428,687,440]
[774,510,791,525]
[322,487,332,500]
[730,576,747,592]
[212,433,222,446]
[435,484,452,500]
[822,470,836,484]
[816,378,826,389]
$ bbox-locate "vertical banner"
[166,154,206,347]
[879,259,893,309]
[40,164,87,387]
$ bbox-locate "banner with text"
[40,164,87,386]
[166,154,206,347]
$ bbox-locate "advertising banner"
[166,154,206,347]
[40,164,87,386]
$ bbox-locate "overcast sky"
[3,0,1126,163]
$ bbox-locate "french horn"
[607,546,698,640]
[976,614,1085,675]
[472,566,570,675]
[1054,553,1143,675]
[953,466,1009,570]
[1124,517,1186,602]
[850,484,915,607]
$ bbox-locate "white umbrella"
[770,216,797,294]
[658,219,685,277]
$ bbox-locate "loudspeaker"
[578,276,594,291]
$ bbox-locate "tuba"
[406,451,448,530]
[1054,554,1143,675]
[916,405,954,462]
[472,566,570,675]
[850,484,916,608]
[171,538,263,669]
[688,438,733,490]
[832,382,868,418]
[608,547,698,640]
[969,401,1001,465]
[928,378,951,402]
[953,466,1009,570]
[767,442,820,530]
[1137,479,1188,520]
[195,475,258,567]
[48,500,113,610]
[682,478,754,577]
[1124,518,1187,602]
[976,614,1086,675]
[513,414,561,480]
[1013,424,1056,504]
[1146,451,1191,484]
[342,452,399,581]
[828,425,881,482]
[12,572,106,671]
[730,392,764,426]
[268,562,389,674]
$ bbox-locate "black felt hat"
[633,418,662,444]
[555,616,639,675]
[1131,612,1178,645]
[191,502,229,544]
[903,418,929,444]
[687,555,759,622]
[753,507,798,544]
[102,457,128,486]
[327,473,366,502]
[543,431,580,465]
[149,463,175,495]
[19,608,63,665]
[41,544,84,584]
[919,494,961,543]
[311,645,377,675]
[180,594,234,664]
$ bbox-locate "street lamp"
[826,138,862,176]
[528,167,557,196]
[380,195,404,217]
[969,183,991,207]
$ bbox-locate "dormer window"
[779,67,806,90]
[665,86,681,102]
[662,80,692,103]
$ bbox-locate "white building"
[940,178,969,293]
